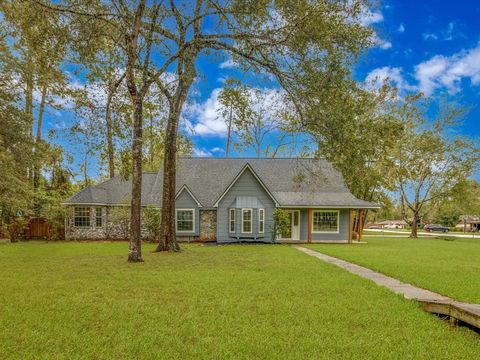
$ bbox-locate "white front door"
[280,210,300,240]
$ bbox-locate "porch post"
[358,209,364,242]
[308,208,312,243]
[348,208,353,244]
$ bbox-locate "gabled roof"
[176,184,203,207]
[213,163,278,207]
[63,157,379,208]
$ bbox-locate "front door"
[280,210,300,240]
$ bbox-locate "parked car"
[424,224,449,233]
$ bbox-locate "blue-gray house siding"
[175,188,200,237]
[217,168,276,243]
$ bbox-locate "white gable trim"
[175,184,203,207]
[213,163,279,207]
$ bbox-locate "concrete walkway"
[294,246,480,328]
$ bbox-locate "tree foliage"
[391,95,479,237]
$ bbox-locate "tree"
[1,1,70,216]
[271,208,290,242]
[391,95,479,238]
[304,76,403,231]
[429,179,480,228]
[143,205,161,241]
[217,79,250,157]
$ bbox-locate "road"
[366,228,480,239]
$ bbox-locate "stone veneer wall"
[66,206,217,242]
[65,206,149,240]
[199,210,216,241]
[176,209,217,242]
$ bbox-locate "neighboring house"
[377,220,408,229]
[62,158,379,243]
[455,216,480,232]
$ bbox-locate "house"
[455,215,480,232]
[377,220,408,229]
[62,158,379,243]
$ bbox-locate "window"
[259,209,265,233]
[242,208,252,233]
[176,209,194,232]
[74,207,90,227]
[95,207,103,227]
[312,210,339,233]
[229,209,236,233]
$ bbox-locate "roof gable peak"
[213,163,278,207]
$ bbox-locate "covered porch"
[275,208,369,244]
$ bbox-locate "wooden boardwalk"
[295,246,480,329]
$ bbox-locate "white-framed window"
[312,210,339,233]
[242,208,252,233]
[229,208,236,233]
[95,207,103,227]
[176,209,195,232]
[259,209,265,233]
[74,207,90,227]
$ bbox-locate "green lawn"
[307,236,480,304]
[0,242,479,359]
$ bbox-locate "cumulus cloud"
[211,147,225,153]
[364,66,413,93]
[358,8,384,27]
[187,88,228,137]
[414,44,480,95]
[185,87,284,137]
[356,6,391,50]
[423,32,439,40]
[219,58,238,69]
[398,24,405,33]
[192,148,213,157]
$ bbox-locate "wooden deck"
[295,246,480,331]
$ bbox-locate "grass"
[0,242,479,359]
[307,236,480,304]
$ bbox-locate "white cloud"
[376,37,392,50]
[364,66,413,93]
[358,9,384,27]
[219,58,237,69]
[356,7,391,50]
[211,147,225,153]
[192,148,212,157]
[186,87,284,137]
[423,32,438,40]
[187,88,228,136]
[414,44,480,95]
[398,24,405,33]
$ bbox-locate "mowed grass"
[0,242,479,359]
[308,236,480,304]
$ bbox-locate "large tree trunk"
[128,97,144,262]
[124,0,146,262]
[32,85,47,215]
[410,211,419,238]
[105,89,116,178]
[155,108,181,252]
[225,105,232,157]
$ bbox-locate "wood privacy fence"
[27,218,64,240]
[8,218,65,240]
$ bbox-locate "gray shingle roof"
[63,158,379,208]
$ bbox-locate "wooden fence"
[7,217,65,240]
[27,218,65,240]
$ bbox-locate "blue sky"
[42,0,480,179]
